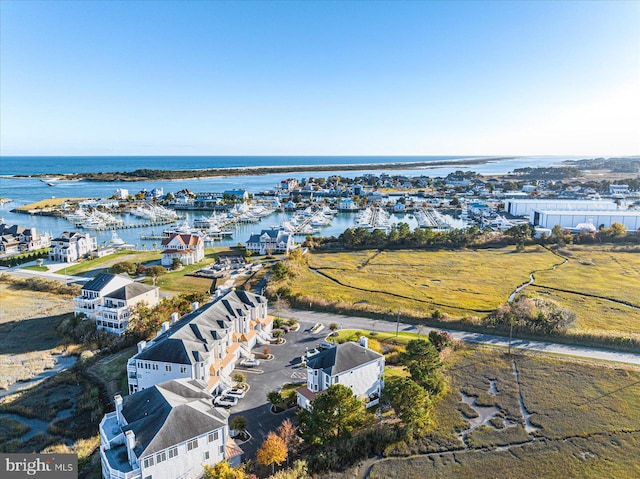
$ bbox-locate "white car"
[239,358,260,367]
[214,395,238,407]
[223,388,246,399]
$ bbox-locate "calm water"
[0,155,571,248]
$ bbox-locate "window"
[208,431,219,443]
[153,364,158,370]
[143,476,152,479]
[219,445,224,454]
[180,366,188,374]
[168,447,178,459]
[187,439,198,451]
[333,377,338,384]
[165,365,172,372]
[156,452,166,463]
[204,451,210,460]
[143,457,154,468]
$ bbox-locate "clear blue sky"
[1,0,638,156]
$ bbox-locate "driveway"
[229,321,328,458]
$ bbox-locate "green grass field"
[367,345,640,479]
[62,250,161,276]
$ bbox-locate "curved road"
[279,308,640,366]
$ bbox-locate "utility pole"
[396,306,400,337]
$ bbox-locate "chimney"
[171,312,180,324]
[137,340,146,354]
[191,301,199,311]
[125,430,137,466]
[161,321,170,333]
[114,394,123,426]
[359,336,369,349]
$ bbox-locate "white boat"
[110,231,134,248]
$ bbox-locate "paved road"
[0,266,91,284]
[279,308,640,366]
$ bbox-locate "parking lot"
[227,318,329,458]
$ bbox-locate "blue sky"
[1,0,638,156]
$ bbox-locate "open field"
[13,197,87,211]
[140,248,219,293]
[0,284,74,389]
[366,345,640,478]
[285,246,559,317]
[534,245,640,308]
[277,245,640,343]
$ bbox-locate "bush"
[147,265,167,276]
[111,261,137,275]
[233,372,246,384]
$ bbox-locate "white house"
[74,273,160,335]
[297,338,385,410]
[161,233,205,267]
[127,290,272,395]
[49,231,98,262]
[246,229,295,255]
[100,379,243,479]
[0,224,51,253]
[114,188,129,199]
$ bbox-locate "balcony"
[97,305,130,322]
[100,447,141,479]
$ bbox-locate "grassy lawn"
[21,265,48,272]
[142,248,220,293]
[62,250,161,276]
[88,346,137,397]
[367,345,640,479]
[288,246,560,318]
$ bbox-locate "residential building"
[223,189,249,201]
[74,273,160,335]
[161,233,205,267]
[245,229,295,255]
[127,290,272,395]
[114,188,129,199]
[0,224,51,253]
[297,338,385,410]
[100,378,242,479]
[49,231,98,262]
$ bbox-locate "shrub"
[233,372,246,384]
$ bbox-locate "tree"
[329,322,339,332]
[230,415,248,433]
[111,261,137,275]
[266,460,309,479]
[276,418,299,462]
[203,461,246,479]
[384,377,433,438]
[267,390,284,407]
[171,257,183,270]
[297,384,366,445]
[400,339,444,395]
[233,372,246,384]
[257,432,288,474]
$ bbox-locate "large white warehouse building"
[505,199,618,217]
[530,210,640,230]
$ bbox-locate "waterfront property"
[49,230,98,262]
[127,289,272,395]
[74,273,160,335]
[160,233,205,266]
[297,337,385,410]
[0,223,51,254]
[100,378,242,479]
[245,229,295,255]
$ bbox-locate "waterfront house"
[49,230,98,262]
[297,338,385,410]
[100,378,242,479]
[127,289,272,395]
[74,273,160,335]
[0,224,51,253]
[245,229,295,255]
[161,233,205,267]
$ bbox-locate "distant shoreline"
[8,157,516,182]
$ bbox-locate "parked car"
[214,395,238,407]
[239,358,260,367]
[223,388,246,399]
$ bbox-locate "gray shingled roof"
[105,283,157,300]
[121,379,228,457]
[306,342,383,376]
[134,290,265,365]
